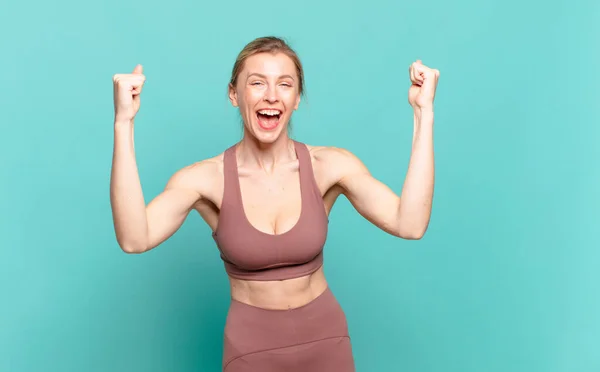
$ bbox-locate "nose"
[263,85,278,103]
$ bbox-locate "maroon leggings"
[222,287,356,371]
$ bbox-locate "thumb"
[132,64,143,74]
[421,69,438,97]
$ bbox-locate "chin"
[251,126,287,144]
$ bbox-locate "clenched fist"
[408,60,440,111]
[113,64,146,123]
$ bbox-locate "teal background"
[1,0,598,371]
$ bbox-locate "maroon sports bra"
[212,140,328,281]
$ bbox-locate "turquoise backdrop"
[1,0,598,371]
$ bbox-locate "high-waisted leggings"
[222,287,355,372]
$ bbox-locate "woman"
[110,36,439,371]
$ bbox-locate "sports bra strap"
[222,145,241,208]
[293,141,322,201]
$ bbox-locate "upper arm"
[321,147,403,237]
[145,161,215,249]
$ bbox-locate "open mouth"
[256,109,282,130]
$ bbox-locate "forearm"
[398,108,435,238]
[110,120,149,252]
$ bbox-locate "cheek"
[281,91,300,109]
[240,88,263,107]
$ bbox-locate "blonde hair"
[229,36,305,96]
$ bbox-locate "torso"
[190,143,344,310]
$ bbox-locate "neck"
[237,129,296,173]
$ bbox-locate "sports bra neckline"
[232,140,306,238]
[213,140,310,239]
[211,140,328,281]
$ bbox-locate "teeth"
[258,109,281,116]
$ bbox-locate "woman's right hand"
[113,64,146,123]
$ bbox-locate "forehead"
[242,52,297,78]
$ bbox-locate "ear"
[294,95,301,110]
[228,83,239,107]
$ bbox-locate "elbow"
[395,208,431,240]
[121,245,145,254]
[117,238,148,254]
[396,224,429,240]
[399,231,425,240]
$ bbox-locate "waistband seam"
[223,335,351,370]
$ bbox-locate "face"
[229,52,301,143]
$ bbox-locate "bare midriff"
[228,266,328,310]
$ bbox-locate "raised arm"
[325,60,439,239]
[111,136,204,253]
[109,65,204,253]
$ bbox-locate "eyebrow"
[247,73,295,81]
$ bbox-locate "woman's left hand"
[408,60,440,111]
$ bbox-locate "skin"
[110,52,439,310]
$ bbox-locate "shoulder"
[305,144,368,173]
[304,143,370,184]
[165,152,225,198]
